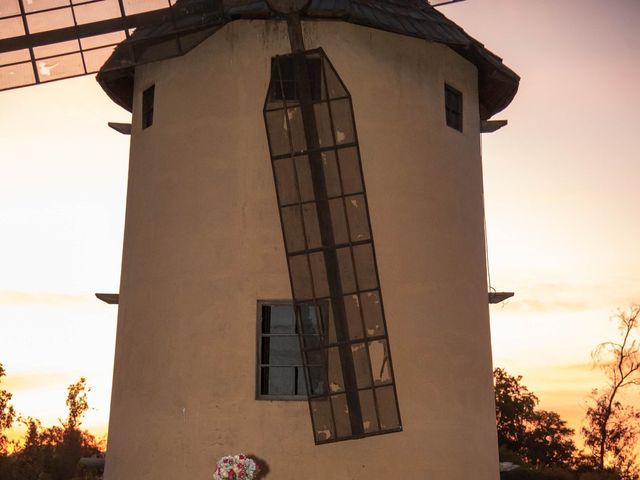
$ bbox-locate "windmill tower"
[1,0,519,478]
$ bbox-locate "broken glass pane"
[361,291,385,338]
[330,99,355,145]
[359,389,380,433]
[351,342,372,388]
[376,385,401,430]
[369,340,392,385]
[343,294,364,340]
[310,398,334,442]
[345,194,371,242]
[337,147,363,195]
[331,394,352,438]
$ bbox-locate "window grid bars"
[271,55,340,438]
[264,48,402,443]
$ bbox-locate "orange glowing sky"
[1,0,639,447]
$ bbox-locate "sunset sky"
[1,0,639,447]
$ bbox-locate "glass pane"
[310,398,334,442]
[351,342,371,388]
[359,389,380,433]
[330,98,355,145]
[322,56,347,99]
[337,147,363,195]
[33,40,78,59]
[0,62,35,90]
[353,243,377,290]
[327,347,344,393]
[28,8,74,34]
[336,247,355,293]
[361,291,385,338]
[263,337,301,365]
[320,150,341,198]
[0,49,30,66]
[309,252,329,299]
[286,107,306,154]
[298,303,320,335]
[294,155,314,202]
[265,109,290,157]
[288,254,312,300]
[0,1,20,17]
[0,17,24,40]
[376,385,400,430]
[305,364,326,396]
[83,45,115,73]
[314,102,333,147]
[301,203,322,250]
[345,194,370,242]
[273,157,298,206]
[331,394,352,439]
[38,53,84,81]
[80,31,125,50]
[263,366,295,396]
[265,304,294,333]
[319,300,337,344]
[343,294,364,340]
[369,340,392,385]
[281,205,305,253]
[329,198,349,245]
[24,0,68,13]
[75,0,121,24]
[295,367,306,396]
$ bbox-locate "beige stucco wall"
[104,19,497,480]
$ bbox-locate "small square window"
[142,84,155,129]
[256,301,321,400]
[445,84,462,132]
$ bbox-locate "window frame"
[444,83,463,132]
[255,299,310,401]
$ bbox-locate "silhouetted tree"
[0,363,16,455]
[524,410,576,468]
[495,368,576,469]
[582,305,640,479]
[495,368,539,451]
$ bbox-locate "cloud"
[1,371,74,392]
[0,290,95,305]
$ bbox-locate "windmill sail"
[0,0,223,91]
[264,48,402,444]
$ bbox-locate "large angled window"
[263,48,402,444]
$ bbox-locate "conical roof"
[97,0,519,119]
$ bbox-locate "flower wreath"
[213,454,259,480]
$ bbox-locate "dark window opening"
[270,56,322,103]
[256,301,321,400]
[142,84,155,129]
[445,84,462,132]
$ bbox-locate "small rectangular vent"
[142,84,155,129]
[445,84,462,131]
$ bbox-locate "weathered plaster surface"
[104,19,497,480]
